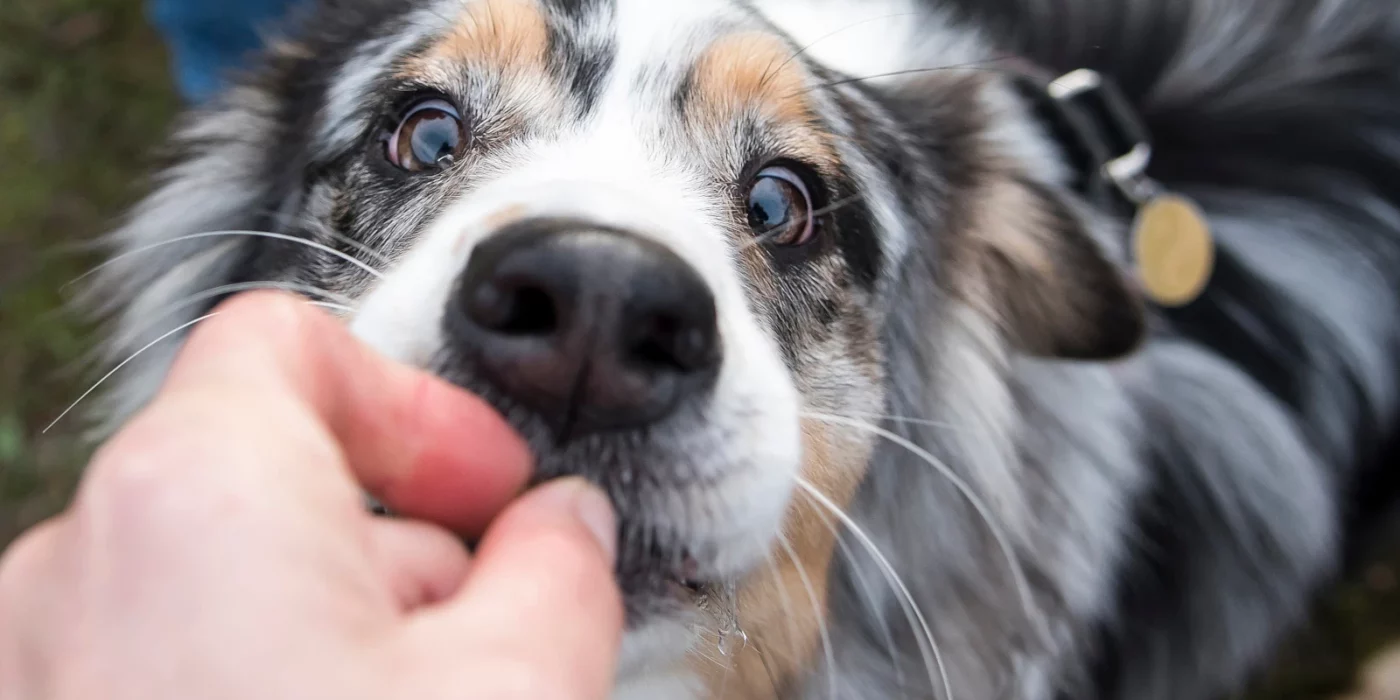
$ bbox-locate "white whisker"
[111,281,357,350]
[714,632,736,699]
[796,57,1014,95]
[752,643,787,700]
[761,11,922,92]
[832,532,908,695]
[43,313,221,434]
[822,411,986,438]
[794,477,952,700]
[307,301,357,314]
[801,411,1053,647]
[691,644,727,670]
[776,532,839,698]
[762,551,807,667]
[65,230,385,292]
[318,230,391,266]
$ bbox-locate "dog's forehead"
[316,0,810,154]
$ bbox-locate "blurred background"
[1,1,1400,697]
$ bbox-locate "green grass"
[0,1,1394,697]
[0,0,179,543]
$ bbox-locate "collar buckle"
[1015,66,1217,308]
[1045,69,1160,205]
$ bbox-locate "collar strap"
[1005,63,1217,309]
[1007,65,1160,209]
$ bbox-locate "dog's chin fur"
[82,0,1400,698]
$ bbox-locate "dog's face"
[324,1,896,672]
[193,0,901,676]
[96,0,1147,691]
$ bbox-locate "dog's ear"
[953,176,1147,361]
[873,73,1148,361]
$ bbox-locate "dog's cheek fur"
[691,419,884,699]
[779,3,1400,699]
[799,70,1146,699]
[883,72,1146,363]
[82,85,288,430]
[81,1,426,431]
[706,200,890,697]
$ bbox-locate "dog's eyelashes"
[387,98,466,172]
[746,164,817,246]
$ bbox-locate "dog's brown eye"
[746,165,815,246]
[387,99,464,172]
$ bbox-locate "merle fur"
[818,2,1400,699]
[82,1,1400,699]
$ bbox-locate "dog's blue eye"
[746,165,815,246]
[387,99,464,172]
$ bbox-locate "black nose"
[447,218,722,439]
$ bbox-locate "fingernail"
[539,478,617,566]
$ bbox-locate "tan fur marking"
[695,422,874,698]
[968,178,1058,281]
[399,0,549,77]
[454,203,532,255]
[930,74,1147,357]
[483,203,529,231]
[689,32,838,169]
[949,176,1063,332]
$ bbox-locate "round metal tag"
[1132,194,1214,307]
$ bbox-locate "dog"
[81,0,1400,697]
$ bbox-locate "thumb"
[410,478,625,700]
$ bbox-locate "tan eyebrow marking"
[399,0,550,78]
[691,32,813,124]
[687,31,840,171]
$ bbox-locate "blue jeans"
[149,0,303,102]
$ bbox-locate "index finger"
[133,291,532,535]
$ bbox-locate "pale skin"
[0,291,625,700]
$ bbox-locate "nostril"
[630,316,686,372]
[628,313,720,374]
[467,280,559,336]
[499,284,558,335]
[451,221,723,438]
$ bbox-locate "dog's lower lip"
[678,552,701,580]
[666,576,711,602]
[670,553,709,597]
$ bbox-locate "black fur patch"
[541,0,616,114]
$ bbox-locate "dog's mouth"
[670,550,713,598]
[617,526,720,614]
[417,365,762,622]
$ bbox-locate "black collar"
[1006,64,1219,310]
[1007,65,1159,212]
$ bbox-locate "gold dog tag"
[1132,194,1215,307]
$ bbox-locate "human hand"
[0,291,624,700]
